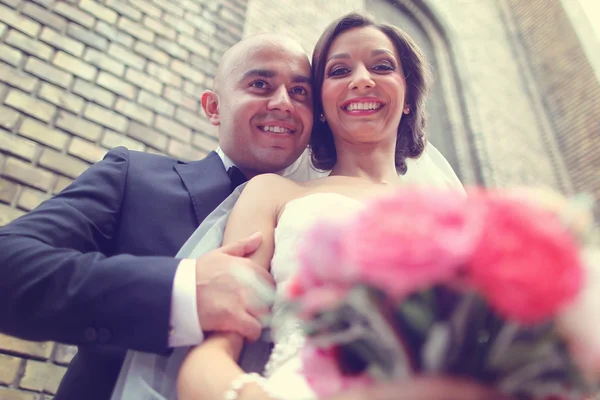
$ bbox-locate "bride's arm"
[177,174,290,400]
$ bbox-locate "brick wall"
[0,0,246,398]
[504,0,600,206]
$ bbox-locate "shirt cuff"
[169,258,204,347]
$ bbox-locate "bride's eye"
[327,66,350,77]
[373,62,395,72]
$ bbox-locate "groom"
[0,33,482,400]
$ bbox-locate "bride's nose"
[348,64,375,91]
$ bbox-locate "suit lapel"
[174,151,232,226]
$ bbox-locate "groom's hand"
[324,377,512,400]
[194,232,274,341]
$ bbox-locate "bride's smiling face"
[321,26,408,145]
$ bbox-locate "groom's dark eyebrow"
[241,69,311,84]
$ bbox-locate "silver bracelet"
[223,373,277,400]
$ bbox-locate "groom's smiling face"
[203,34,313,178]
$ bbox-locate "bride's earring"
[403,106,411,115]
[319,113,326,122]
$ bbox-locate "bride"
[176,12,455,400]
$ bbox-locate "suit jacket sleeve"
[0,147,179,354]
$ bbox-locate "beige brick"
[115,98,153,125]
[0,386,37,400]
[53,51,97,81]
[55,111,103,141]
[0,353,20,384]
[164,87,197,111]
[0,0,20,8]
[67,23,109,52]
[175,107,212,131]
[5,89,56,123]
[29,0,54,7]
[182,80,203,100]
[107,43,146,70]
[0,333,53,359]
[155,37,189,60]
[164,13,195,37]
[39,148,89,179]
[134,40,170,65]
[0,21,6,37]
[177,34,210,58]
[156,115,191,142]
[0,202,26,225]
[0,63,37,93]
[147,62,183,88]
[95,21,134,48]
[167,138,206,161]
[127,121,167,150]
[180,0,202,13]
[151,0,184,17]
[124,69,162,94]
[129,0,162,18]
[192,132,218,152]
[19,118,69,150]
[40,27,84,57]
[53,344,77,366]
[171,59,205,84]
[38,83,85,114]
[20,360,67,395]
[83,48,124,76]
[102,129,145,151]
[0,130,38,161]
[54,2,95,28]
[53,176,72,194]
[142,15,177,40]
[68,137,107,163]
[138,91,174,116]
[84,103,128,132]
[97,72,136,99]
[0,43,24,67]
[105,0,142,21]
[80,0,118,24]
[4,158,54,191]
[0,178,19,204]
[0,105,20,130]
[0,4,41,37]
[18,187,50,211]
[72,79,115,108]
[21,2,67,32]
[5,29,53,61]
[117,17,155,43]
[184,13,217,36]
[24,58,72,89]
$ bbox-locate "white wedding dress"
[259,192,365,400]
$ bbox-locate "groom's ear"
[201,90,220,126]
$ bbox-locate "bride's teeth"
[345,102,382,111]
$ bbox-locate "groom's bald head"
[201,33,313,177]
[213,33,309,92]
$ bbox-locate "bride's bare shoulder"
[243,173,304,201]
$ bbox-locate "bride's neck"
[330,144,400,185]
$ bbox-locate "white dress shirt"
[168,145,463,347]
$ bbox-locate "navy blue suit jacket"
[0,147,234,399]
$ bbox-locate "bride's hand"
[323,377,512,400]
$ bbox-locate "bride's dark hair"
[310,13,432,174]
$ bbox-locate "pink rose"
[343,189,483,298]
[293,221,358,298]
[468,191,584,324]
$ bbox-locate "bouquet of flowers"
[279,187,600,400]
